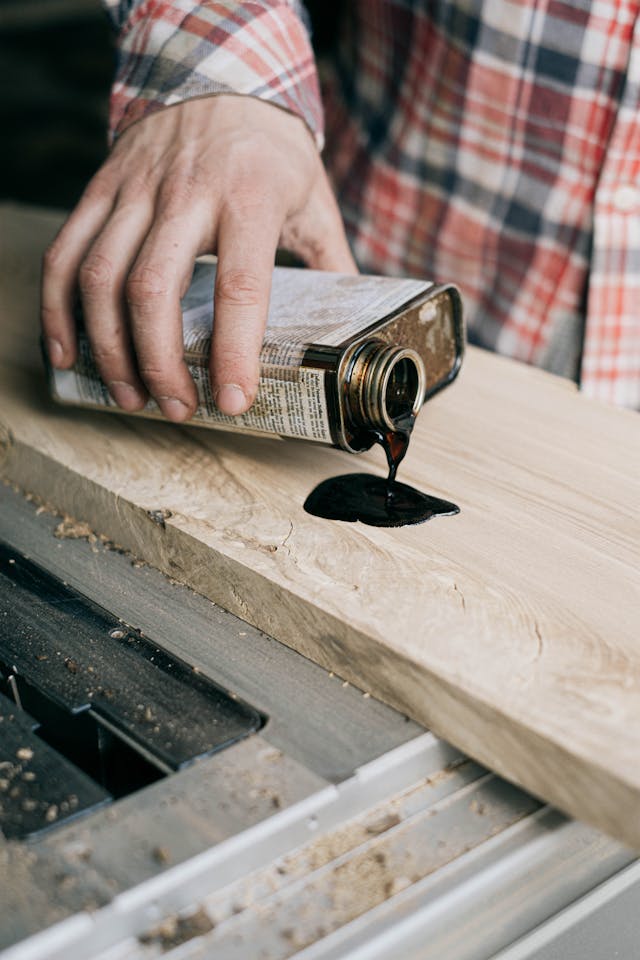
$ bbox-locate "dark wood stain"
[304,416,460,528]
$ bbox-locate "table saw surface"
[0,480,638,960]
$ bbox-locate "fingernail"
[214,384,248,416]
[157,396,192,421]
[46,337,64,367]
[108,381,145,411]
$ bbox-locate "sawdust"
[4,478,153,570]
[4,479,145,562]
[139,907,214,951]
[151,845,171,865]
[3,481,58,517]
[365,813,401,836]
[54,518,97,543]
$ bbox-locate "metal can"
[47,261,464,453]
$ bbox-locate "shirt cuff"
[108,0,324,148]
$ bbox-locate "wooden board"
[2,203,640,848]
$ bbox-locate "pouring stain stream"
[304,414,460,528]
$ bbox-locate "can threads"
[343,340,427,434]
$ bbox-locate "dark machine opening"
[0,667,163,798]
[0,541,265,840]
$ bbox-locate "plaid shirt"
[105,0,640,410]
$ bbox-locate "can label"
[51,262,432,443]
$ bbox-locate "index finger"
[210,205,281,416]
[41,179,115,368]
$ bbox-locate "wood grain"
[2,203,640,847]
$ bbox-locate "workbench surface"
[1,203,639,849]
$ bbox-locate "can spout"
[345,340,426,433]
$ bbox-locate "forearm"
[102,0,324,146]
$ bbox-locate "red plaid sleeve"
[581,12,640,410]
[104,1,324,147]
[322,2,640,410]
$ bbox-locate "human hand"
[41,95,356,420]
